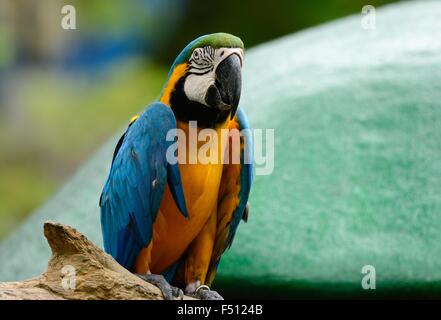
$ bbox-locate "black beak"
[205,54,242,118]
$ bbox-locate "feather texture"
[100,102,188,270]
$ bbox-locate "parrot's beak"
[205,53,242,118]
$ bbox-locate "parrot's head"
[160,33,244,128]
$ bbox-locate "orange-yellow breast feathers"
[160,63,188,107]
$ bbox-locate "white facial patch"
[184,46,243,106]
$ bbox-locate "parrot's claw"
[137,274,184,300]
[193,289,224,300]
[186,284,224,300]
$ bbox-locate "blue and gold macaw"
[100,33,252,300]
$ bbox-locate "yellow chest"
[150,119,230,272]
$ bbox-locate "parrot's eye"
[190,47,214,66]
[191,49,202,63]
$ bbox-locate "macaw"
[100,33,252,300]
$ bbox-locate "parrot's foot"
[137,274,184,300]
[186,282,224,300]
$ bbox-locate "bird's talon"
[189,285,224,300]
[173,287,184,300]
[137,274,183,300]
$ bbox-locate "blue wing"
[100,102,188,271]
[206,107,253,284]
[226,107,253,248]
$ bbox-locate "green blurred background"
[0,0,399,239]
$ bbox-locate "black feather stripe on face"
[170,75,230,128]
[188,46,215,75]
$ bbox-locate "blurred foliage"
[0,59,166,238]
[161,0,399,63]
[0,0,399,239]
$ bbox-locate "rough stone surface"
[0,222,193,300]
